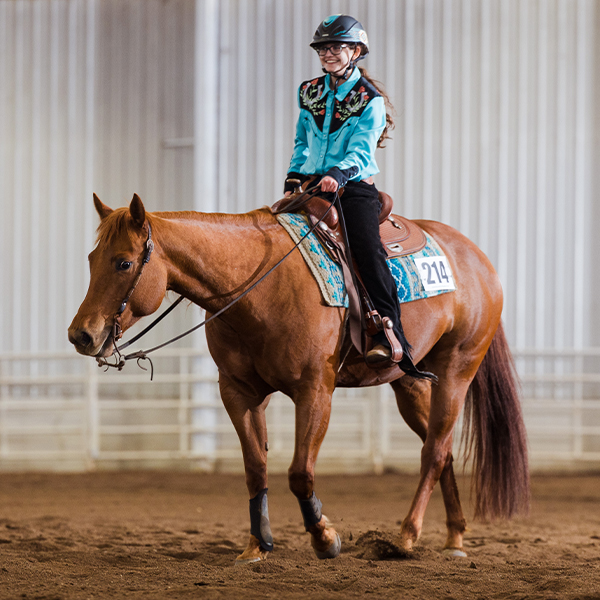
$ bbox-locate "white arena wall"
[0,0,599,472]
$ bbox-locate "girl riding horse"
[68,14,529,567]
[284,15,421,373]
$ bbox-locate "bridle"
[96,185,335,379]
[96,221,167,377]
[111,222,155,344]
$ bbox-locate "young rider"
[284,15,411,367]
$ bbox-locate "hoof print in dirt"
[249,561,286,574]
[354,531,411,561]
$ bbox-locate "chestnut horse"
[69,194,529,563]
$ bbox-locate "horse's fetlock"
[400,519,419,539]
[446,517,467,534]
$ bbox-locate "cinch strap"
[249,488,274,552]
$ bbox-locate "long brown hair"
[358,67,395,148]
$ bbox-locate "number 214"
[420,260,450,285]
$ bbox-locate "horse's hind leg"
[219,373,273,564]
[391,376,468,554]
[288,384,341,559]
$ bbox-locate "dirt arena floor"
[0,471,599,599]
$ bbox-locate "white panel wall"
[93,0,195,212]
[0,0,199,356]
[1,0,94,354]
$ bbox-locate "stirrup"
[364,317,404,368]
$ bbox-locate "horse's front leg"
[289,383,341,559]
[220,373,273,564]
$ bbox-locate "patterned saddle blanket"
[277,213,456,307]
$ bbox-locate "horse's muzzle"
[68,324,114,358]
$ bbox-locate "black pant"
[338,180,405,348]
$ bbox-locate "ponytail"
[358,67,395,148]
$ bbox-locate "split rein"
[96,185,336,380]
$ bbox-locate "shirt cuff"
[324,166,359,188]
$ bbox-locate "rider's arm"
[285,87,311,193]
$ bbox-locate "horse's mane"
[95,206,273,247]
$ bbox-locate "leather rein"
[96,185,335,379]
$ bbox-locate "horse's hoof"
[393,534,415,555]
[443,547,467,558]
[235,556,263,565]
[313,532,341,559]
[235,534,269,565]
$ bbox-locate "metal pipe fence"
[1,347,599,472]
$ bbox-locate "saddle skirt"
[379,212,427,259]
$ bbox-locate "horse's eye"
[117,260,133,271]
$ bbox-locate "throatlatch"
[249,489,274,552]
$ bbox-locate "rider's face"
[318,44,361,78]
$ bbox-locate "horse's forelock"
[95,208,146,248]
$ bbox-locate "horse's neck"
[153,209,278,310]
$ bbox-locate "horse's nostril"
[69,331,92,347]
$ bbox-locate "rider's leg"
[339,180,407,354]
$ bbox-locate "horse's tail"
[461,321,530,520]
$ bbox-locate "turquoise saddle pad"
[277,213,456,308]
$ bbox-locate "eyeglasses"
[315,43,354,57]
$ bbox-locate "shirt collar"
[320,67,361,101]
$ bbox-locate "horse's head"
[68,194,168,357]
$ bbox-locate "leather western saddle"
[272,189,426,260]
[271,181,427,372]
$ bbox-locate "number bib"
[413,256,456,292]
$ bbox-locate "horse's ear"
[129,194,146,228]
[93,193,113,220]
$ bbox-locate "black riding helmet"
[310,14,369,57]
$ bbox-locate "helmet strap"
[322,56,365,86]
[344,53,365,78]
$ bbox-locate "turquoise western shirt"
[288,67,386,185]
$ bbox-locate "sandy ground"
[0,471,599,599]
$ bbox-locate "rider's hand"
[284,191,292,197]
[319,176,339,193]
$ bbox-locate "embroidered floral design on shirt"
[299,77,328,130]
[299,76,379,134]
[333,86,370,124]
